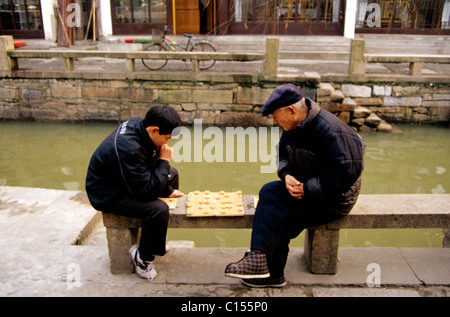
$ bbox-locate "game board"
[186,190,245,217]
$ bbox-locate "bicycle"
[141,26,216,71]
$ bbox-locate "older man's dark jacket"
[85,117,172,211]
[277,98,365,214]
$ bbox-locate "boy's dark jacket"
[277,98,366,214]
[86,117,172,210]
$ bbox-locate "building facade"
[1,0,449,40]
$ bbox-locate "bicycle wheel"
[142,43,168,70]
[191,42,216,70]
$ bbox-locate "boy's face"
[146,126,171,147]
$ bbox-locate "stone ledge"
[101,194,450,230]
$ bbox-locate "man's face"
[271,106,298,131]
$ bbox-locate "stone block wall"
[0,78,282,126]
[315,82,449,132]
[317,82,393,132]
[338,83,449,125]
[0,76,449,130]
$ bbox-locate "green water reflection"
[0,121,448,247]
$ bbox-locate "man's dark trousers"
[250,180,345,278]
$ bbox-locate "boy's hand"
[169,189,184,197]
[159,144,172,162]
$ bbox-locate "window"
[115,0,167,24]
[0,0,42,31]
[234,0,340,23]
[356,0,449,30]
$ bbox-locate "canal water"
[0,121,448,248]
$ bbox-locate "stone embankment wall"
[0,76,310,126]
[0,77,448,129]
[317,82,450,132]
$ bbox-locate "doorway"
[175,0,215,34]
[111,0,214,35]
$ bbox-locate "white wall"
[344,0,357,38]
[99,0,112,37]
[40,0,57,41]
[40,0,113,41]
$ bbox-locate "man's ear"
[287,105,296,115]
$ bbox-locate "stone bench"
[102,194,450,275]
[102,195,255,274]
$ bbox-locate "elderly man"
[225,84,365,287]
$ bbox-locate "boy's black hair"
[143,105,182,135]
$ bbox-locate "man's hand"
[159,144,172,162]
[285,175,304,199]
[169,189,184,197]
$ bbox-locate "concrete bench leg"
[304,227,340,274]
[105,227,140,274]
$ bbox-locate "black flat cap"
[261,84,304,116]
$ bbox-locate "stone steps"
[316,82,394,133]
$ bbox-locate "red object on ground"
[124,39,134,43]
[14,42,25,48]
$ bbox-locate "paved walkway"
[0,186,449,298]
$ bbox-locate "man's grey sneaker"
[129,245,157,280]
[242,276,287,288]
[224,250,270,279]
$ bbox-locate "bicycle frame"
[142,26,216,71]
[159,26,193,52]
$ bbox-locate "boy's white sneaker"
[129,245,157,280]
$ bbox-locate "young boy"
[86,106,183,279]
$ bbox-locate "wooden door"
[175,0,200,34]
